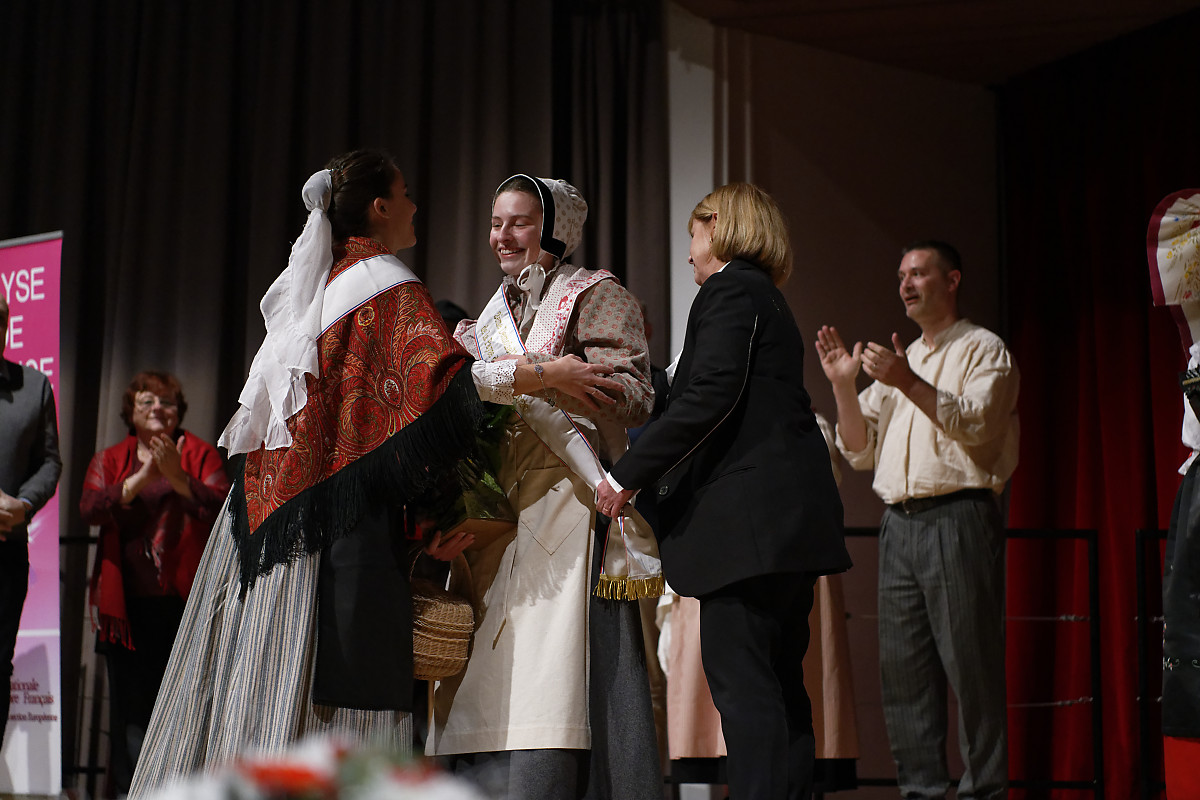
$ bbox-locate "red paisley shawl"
[233,237,481,587]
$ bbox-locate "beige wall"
[666,4,998,794]
[668,3,1000,529]
[665,1,717,359]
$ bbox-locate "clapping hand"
[815,326,862,387]
[149,434,187,482]
[861,333,917,391]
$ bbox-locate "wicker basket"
[411,577,474,681]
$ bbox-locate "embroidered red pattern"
[242,238,468,534]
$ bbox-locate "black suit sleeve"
[649,365,670,418]
[611,275,756,491]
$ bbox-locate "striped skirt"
[129,495,412,797]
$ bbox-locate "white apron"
[428,267,658,754]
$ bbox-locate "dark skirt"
[1164,457,1200,737]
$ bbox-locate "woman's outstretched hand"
[544,354,622,410]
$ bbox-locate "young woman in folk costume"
[129,152,612,796]
[427,175,664,799]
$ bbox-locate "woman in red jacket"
[80,370,229,796]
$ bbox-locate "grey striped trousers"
[129,495,412,797]
[878,493,1007,800]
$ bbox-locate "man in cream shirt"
[816,240,1018,800]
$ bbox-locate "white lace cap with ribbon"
[219,169,335,455]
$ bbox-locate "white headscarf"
[502,175,588,325]
[219,169,335,455]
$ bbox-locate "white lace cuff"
[471,359,517,405]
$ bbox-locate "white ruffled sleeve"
[470,359,517,405]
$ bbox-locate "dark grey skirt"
[1164,457,1200,737]
[449,515,663,800]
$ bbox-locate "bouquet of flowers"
[419,404,516,551]
[147,737,486,800]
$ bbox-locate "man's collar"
[921,317,969,350]
[0,358,13,386]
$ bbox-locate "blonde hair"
[688,183,793,286]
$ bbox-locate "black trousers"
[699,572,817,800]
[0,538,29,749]
[102,595,186,796]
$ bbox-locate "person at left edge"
[597,182,851,800]
[0,292,62,751]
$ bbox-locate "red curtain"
[999,10,1200,797]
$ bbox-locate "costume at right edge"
[1147,189,1200,796]
[1165,349,1200,743]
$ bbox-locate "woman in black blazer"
[598,182,851,800]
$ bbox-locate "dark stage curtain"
[0,0,668,786]
[552,0,672,364]
[999,10,1200,797]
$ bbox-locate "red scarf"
[233,238,483,588]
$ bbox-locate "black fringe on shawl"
[227,366,487,596]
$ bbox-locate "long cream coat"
[428,418,599,754]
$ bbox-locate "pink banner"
[0,232,62,794]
